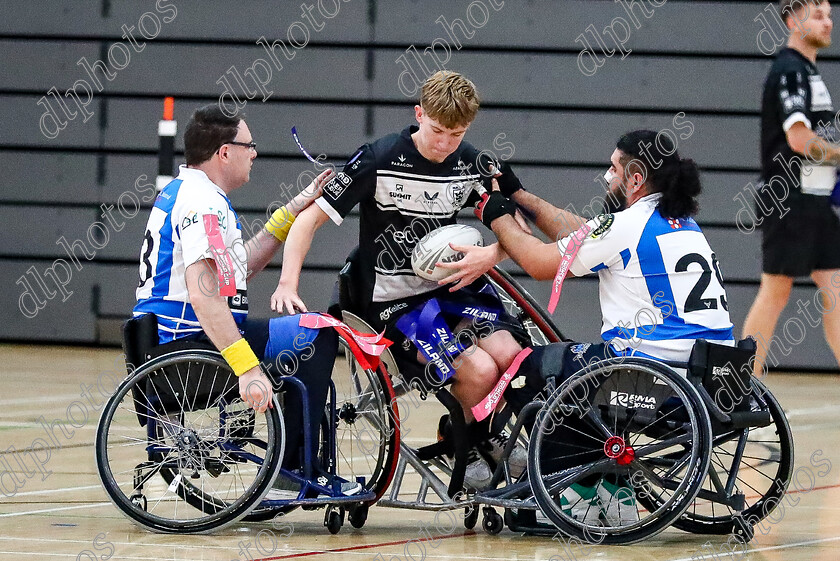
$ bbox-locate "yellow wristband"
[264,206,295,242]
[220,338,260,377]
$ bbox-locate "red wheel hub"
[604,436,635,465]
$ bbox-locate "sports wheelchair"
[335,266,793,544]
[95,313,400,534]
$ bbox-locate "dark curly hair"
[616,129,702,219]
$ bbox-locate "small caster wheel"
[732,518,754,543]
[482,507,503,535]
[129,493,147,511]
[325,506,344,534]
[349,504,369,529]
[464,505,479,530]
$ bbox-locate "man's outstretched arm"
[270,203,331,314]
[245,169,334,279]
[511,189,586,242]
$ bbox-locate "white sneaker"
[316,475,363,496]
[464,448,493,490]
[480,430,527,478]
[596,479,637,526]
[560,483,600,525]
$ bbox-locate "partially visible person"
[133,104,357,495]
[271,71,528,489]
[745,0,840,374]
[475,129,735,523]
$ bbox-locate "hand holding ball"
[411,225,484,281]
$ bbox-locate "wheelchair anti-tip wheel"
[674,376,794,535]
[95,350,284,533]
[528,357,713,544]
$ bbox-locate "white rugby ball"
[411,224,484,281]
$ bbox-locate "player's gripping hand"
[239,366,274,413]
[474,179,516,227]
[490,162,525,197]
[270,281,308,315]
[289,169,335,213]
[436,243,499,292]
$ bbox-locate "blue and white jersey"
[557,193,734,362]
[134,166,248,343]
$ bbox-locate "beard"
[604,180,628,213]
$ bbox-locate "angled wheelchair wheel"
[95,350,284,533]
[673,377,794,535]
[333,337,400,500]
[486,267,564,345]
[528,357,713,544]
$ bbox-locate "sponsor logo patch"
[379,302,408,321]
[325,172,352,199]
[609,391,656,410]
[181,211,198,230]
[589,214,614,239]
[391,154,413,168]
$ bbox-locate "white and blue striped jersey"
[134,166,248,343]
[558,193,734,362]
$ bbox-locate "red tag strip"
[471,347,533,422]
[203,214,237,297]
[299,313,392,360]
[547,223,592,314]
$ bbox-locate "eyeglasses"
[221,140,257,151]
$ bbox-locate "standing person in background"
[744,0,840,374]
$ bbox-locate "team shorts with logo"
[364,278,528,388]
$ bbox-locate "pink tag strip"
[547,223,592,314]
[471,347,533,422]
[203,214,237,297]
[299,313,390,357]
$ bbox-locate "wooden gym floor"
[0,343,838,561]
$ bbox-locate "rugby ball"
[411,224,484,281]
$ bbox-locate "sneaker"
[560,483,600,525]
[464,448,493,490]
[478,430,527,478]
[316,474,363,496]
[596,479,637,526]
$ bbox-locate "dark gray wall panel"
[2,95,101,147]
[0,151,100,203]
[1,259,97,341]
[373,106,759,168]
[374,50,783,111]
[103,99,369,153]
[0,1,370,43]
[0,206,99,258]
[0,41,370,98]
[374,0,840,56]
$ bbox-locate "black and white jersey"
[314,125,495,305]
[760,47,838,198]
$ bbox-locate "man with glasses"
[132,104,359,496]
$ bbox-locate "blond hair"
[419,71,480,128]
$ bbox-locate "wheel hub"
[338,402,358,424]
[604,436,635,465]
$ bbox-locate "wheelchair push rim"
[528,357,713,545]
[95,350,284,533]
